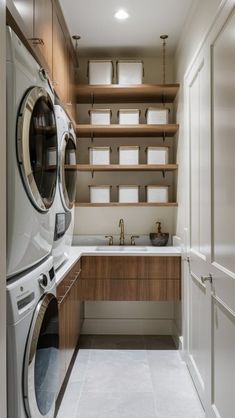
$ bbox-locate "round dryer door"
[24,293,59,418]
[17,87,58,212]
[60,132,77,210]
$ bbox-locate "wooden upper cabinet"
[52,6,68,103]
[12,0,34,38]
[34,0,53,71]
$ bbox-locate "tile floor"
[57,335,205,418]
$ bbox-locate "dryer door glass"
[17,86,58,212]
[24,293,59,417]
[60,133,77,210]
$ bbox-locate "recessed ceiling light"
[115,9,129,20]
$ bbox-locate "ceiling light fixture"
[115,9,129,20]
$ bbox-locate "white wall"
[0,0,6,416]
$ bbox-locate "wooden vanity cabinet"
[78,256,181,301]
[57,260,83,387]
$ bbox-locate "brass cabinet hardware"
[29,37,44,46]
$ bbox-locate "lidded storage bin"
[89,185,111,203]
[146,108,169,124]
[66,149,76,165]
[89,147,111,165]
[46,147,57,167]
[89,109,112,125]
[88,60,113,85]
[146,186,169,203]
[118,109,140,125]
[146,147,169,165]
[117,60,144,85]
[118,185,139,203]
[119,146,139,165]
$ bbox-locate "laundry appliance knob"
[38,274,48,288]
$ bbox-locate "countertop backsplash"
[72,234,173,246]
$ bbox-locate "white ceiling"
[59,0,195,56]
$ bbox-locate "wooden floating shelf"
[76,124,179,138]
[75,202,178,207]
[68,164,178,172]
[75,84,179,104]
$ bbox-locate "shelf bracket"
[91,170,94,179]
[91,131,94,143]
[161,170,166,179]
[162,131,166,142]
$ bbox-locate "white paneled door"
[186,45,211,409]
[186,3,235,418]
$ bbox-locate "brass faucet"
[119,218,125,245]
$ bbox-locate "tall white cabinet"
[184,3,235,418]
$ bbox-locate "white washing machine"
[52,105,77,270]
[6,26,58,278]
[7,256,59,418]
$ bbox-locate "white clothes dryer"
[7,255,59,418]
[6,27,58,278]
[52,105,77,270]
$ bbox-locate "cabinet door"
[34,0,53,71]
[13,0,34,38]
[52,7,68,103]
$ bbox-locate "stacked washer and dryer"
[6,26,77,418]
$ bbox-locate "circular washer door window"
[23,293,59,418]
[17,86,58,212]
[60,133,77,211]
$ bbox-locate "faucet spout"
[119,218,125,245]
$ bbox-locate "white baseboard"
[81,319,174,335]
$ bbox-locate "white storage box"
[146,186,169,203]
[89,147,111,165]
[146,147,169,165]
[146,108,169,124]
[89,185,111,203]
[46,147,57,167]
[118,109,140,125]
[66,149,76,165]
[117,60,144,85]
[119,146,139,165]
[89,109,112,125]
[118,185,139,203]
[88,60,113,85]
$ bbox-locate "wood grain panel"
[77,279,180,301]
[52,6,67,102]
[75,84,180,104]
[57,260,82,385]
[34,0,53,70]
[76,124,179,138]
[81,256,181,280]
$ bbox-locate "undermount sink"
[95,246,148,252]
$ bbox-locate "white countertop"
[55,245,181,285]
